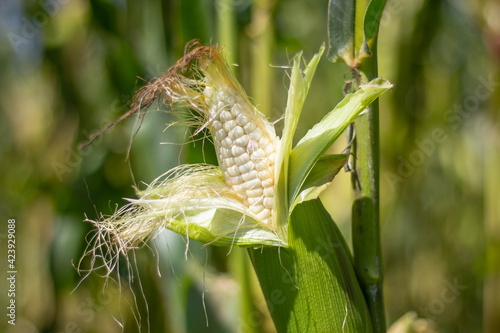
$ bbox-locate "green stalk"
[351,39,386,332]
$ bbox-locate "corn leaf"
[275,45,324,236]
[290,154,347,212]
[328,0,388,65]
[249,199,372,333]
[362,0,387,56]
[289,78,392,207]
[327,0,356,64]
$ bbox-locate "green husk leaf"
[129,165,286,247]
[85,164,287,274]
[249,199,372,333]
[289,78,392,207]
[132,203,286,247]
[275,44,324,236]
[290,154,347,212]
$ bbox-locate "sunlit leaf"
[275,44,324,236]
[289,78,392,207]
[290,154,347,211]
[250,199,372,333]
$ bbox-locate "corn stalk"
[328,0,388,331]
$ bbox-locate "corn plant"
[81,2,391,331]
[81,43,389,331]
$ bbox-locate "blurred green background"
[0,0,499,332]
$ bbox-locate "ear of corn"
[82,44,391,281]
[80,42,394,332]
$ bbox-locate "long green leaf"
[275,45,324,236]
[290,154,347,212]
[289,78,392,208]
[249,199,372,333]
[362,0,387,56]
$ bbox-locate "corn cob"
[204,85,277,224]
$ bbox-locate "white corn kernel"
[234,153,250,167]
[227,165,240,177]
[236,113,249,126]
[247,140,258,154]
[249,128,262,141]
[221,147,231,158]
[205,86,213,97]
[262,178,273,188]
[247,187,263,197]
[223,120,236,133]
[255,161,267,171]
[244,122,257,133]
[267,152,276,165]
[257,208,272,220]
[259,135,270,147]
[215,129,226,141]
[221,137,233,149]
[263,187,274,197]
[212,120,222,130]
[231,145,246,157]
[241,169,257,182]
[258,170,272,180]
[224,157,235,167]
[251,148,266,162]
[263,198,273,209]
[247,196,264,206]
[249,205,264,214]
[232,183,245,193]
[234,135,249,147]
[231,103,241,117]
[228,175,243,185]
[244,178,261,190]
[229,126,245,141]
[220,110,233,122]
[239,161,254,174]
